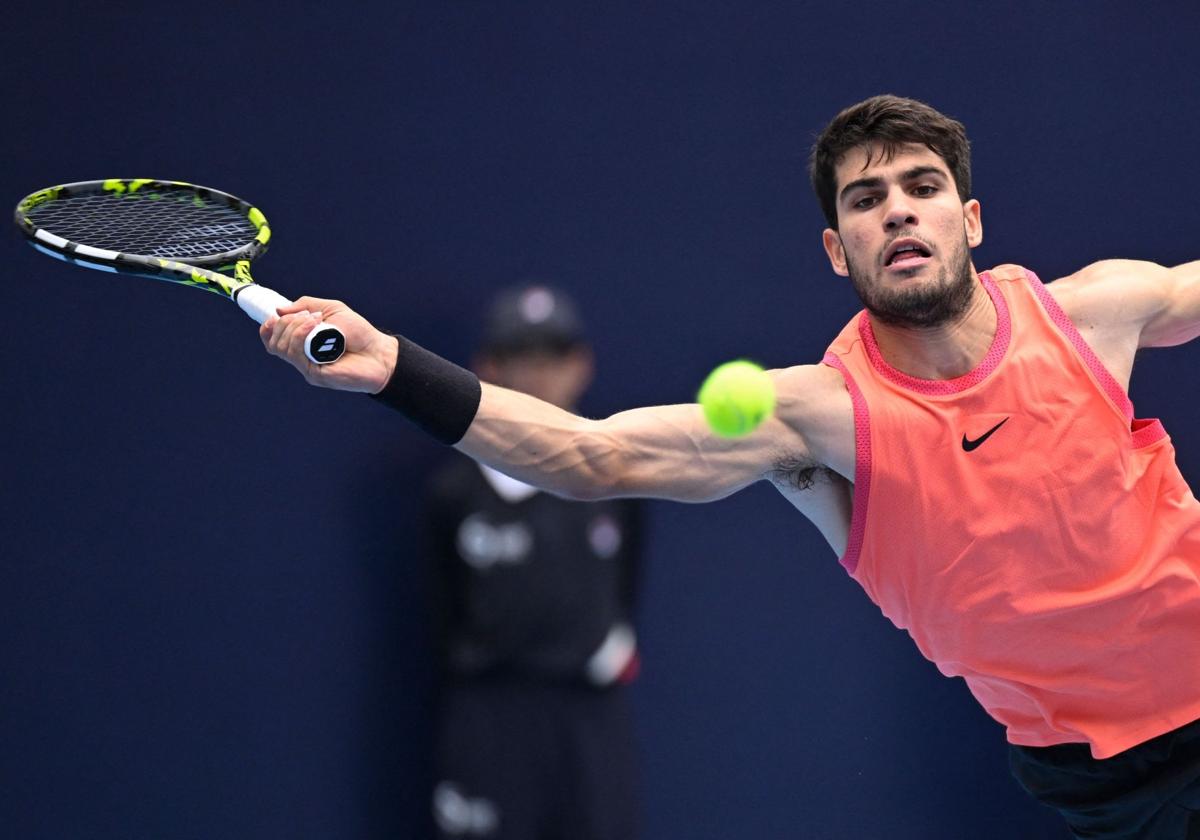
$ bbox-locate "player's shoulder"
[1045,259,1171,317]
[767,362,853,438]
[982,263,1029,283]
[759,362,855,485]
[769,361,847,397]
[1046,259,1166,295]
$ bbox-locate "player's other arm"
[1055,259,1200,349]
[1137,259,1200,348]
[260,297,816,504]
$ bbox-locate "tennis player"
[262,95,1200,838]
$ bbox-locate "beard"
[845,235,975,330]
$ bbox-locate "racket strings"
[28,192,258,259]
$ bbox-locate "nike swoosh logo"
[962,417,1009,452]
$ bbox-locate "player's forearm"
[457,383,624,500]
[362,334,619,496]
[461,387,774,503]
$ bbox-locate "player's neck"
[868,272,996,381]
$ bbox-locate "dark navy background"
[4,3,1199,838]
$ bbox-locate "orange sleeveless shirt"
[822,264,1200,758]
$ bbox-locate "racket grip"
[236,285,346,364]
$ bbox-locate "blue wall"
[5,3,1199,837]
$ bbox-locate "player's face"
[821,143,983,329]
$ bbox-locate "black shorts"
[432,678,637,840]
[1008,717,1200,839]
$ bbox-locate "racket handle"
[236,285,346,364]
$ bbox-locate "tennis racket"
[13,179,345,364]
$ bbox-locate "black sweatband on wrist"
[368,335,482,445]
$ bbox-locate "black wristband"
[368,335,482,445]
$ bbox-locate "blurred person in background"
[423,285,644,840]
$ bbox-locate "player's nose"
[882,190,918,230]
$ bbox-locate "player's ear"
[822,228,850,277]
[964,199,983,248]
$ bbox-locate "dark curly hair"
[809,95,971,229]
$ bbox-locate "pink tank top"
[822,264,1200,758]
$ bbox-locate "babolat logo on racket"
[308,328,346,362]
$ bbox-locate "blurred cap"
[480,285,586,356]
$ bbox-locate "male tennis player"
[262,95,1200,838]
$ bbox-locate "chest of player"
[850,318,1168,631]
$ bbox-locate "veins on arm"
[459,385,789,504]
[459,365,837,505]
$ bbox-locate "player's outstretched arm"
[458,385,792,503]
[261,297,813,504]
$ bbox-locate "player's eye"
[912,184,937,197]
[851,195,879,210]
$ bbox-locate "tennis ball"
[697,360,775,437]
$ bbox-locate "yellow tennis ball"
[697,360,775,437]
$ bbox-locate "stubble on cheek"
[835,231,880,288]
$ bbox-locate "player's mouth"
[883,238,933,271]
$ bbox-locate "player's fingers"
[291,296,342,316]
[261,314,335,386]
[259,316,279,347]
[267,313,301,353]
[267,311,315,360]
[261,317,290,356]
[283,311,323,362]
[276,300,313,317]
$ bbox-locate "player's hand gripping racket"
[13,179,345,364]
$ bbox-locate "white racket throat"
[235,284,292,324]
